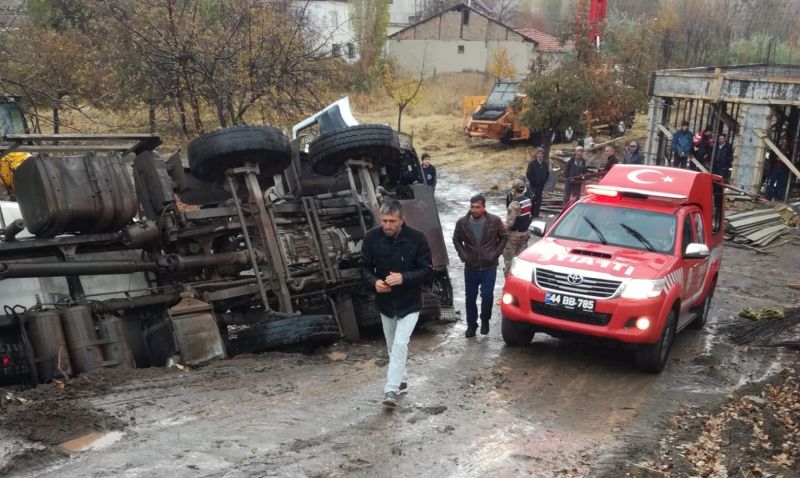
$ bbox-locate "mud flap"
[168,297,227,365]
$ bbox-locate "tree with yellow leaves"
[381,62,425,133]
[488,48,517,82]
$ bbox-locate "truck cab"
[500,165,725,372]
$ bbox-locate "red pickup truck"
[501,165,725,372]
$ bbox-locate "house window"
[462,9,469,25]
[457,45,465,54]
[408,15,419,23]
[347,43,355,59]
[331,44,341,57]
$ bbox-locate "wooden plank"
[728,213,781,228]
[744,224,787,242]
[726,209,776,221]
[655,123,673,139]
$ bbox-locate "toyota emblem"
[566,273,584,285]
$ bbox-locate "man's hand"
[385,272,404,287]
[375,280,391,294]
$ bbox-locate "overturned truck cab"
[0,98,453,387]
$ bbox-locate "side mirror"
[684,243,710,258]
[530,220,547,237]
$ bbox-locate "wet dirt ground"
[2,170,800,477]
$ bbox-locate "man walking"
[562,146,587,206]
[361,200,432,408]
[624,141,644,165]
[671,120,693,169]
[503,179,532,275]
[603,145,618,172]
[453,195,508,338]
[525,147,549,218]
[421,153,437,191]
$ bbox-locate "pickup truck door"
[677,210,708,329]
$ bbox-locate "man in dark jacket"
[767,135,792,201]
[671,120,693,169]
[603,145,618,172]
[421,153,436,191]
[453,194,509,337]
[711,134,734,182]
[361,199,432,408]
[525,147,549,218]
[624,141,644,165]
[562,146,587,206]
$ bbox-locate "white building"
[295,0,359,62]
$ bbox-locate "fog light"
[635,317,651,331]
[502,293,515,305]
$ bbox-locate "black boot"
[465,325,477,337]
[480,320,490,335]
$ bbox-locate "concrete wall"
[385,39,534,80]
[297,0,358,61]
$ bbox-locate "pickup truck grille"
[532,302,612,326]
[534,268,622,299]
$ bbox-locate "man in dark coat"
[421,153,437,191]
[361,199,432,408]
[624,141,644,165]
[671,120,693,169]
[766,135,792,201]
[525,147,549,218]
[711,134,734,182]
[562,146,587,206]
[453,195,508,337]
[603,145,618,172]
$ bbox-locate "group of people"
[561,141,644,205]
[670,120,734,181]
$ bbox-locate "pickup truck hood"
[519,237,677,280]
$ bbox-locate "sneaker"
[398,382,408,395]
[480,320,490,335]
[382,391,397,408]
[465,325,477,338]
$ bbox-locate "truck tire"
[635,310,676,373]
[419,288,441,322]
[432,274,454,308]
[501,316,535,346]
[188,125,291,182]
[689,284,714,330]
[234,314,340,354]
[309,125,400,176]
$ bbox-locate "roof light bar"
[585,185,619,197]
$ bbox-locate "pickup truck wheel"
[233,314,340,354]
[501,316,535,346]
[188,125,291,182]
[689,286,714,330]
[635,310,676,373]
[309,125,400,176]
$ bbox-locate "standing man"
[525,147,549,218]
[603,145,618,172]
[671,120,693,169]
[711,134,734,182]
[453,195,508,338]
[624,141,644,165]
[361,200,432,408]
[503,179,532,276]
[421,153,437,191]
[766,135,792,201]
[562,146,587,206]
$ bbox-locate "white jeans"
[381,311,419,394]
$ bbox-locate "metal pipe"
[0,251,248,279]
[1,219,25,241]
[346,164,368,235]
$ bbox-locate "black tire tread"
[234,314,340,353]
[188,125,291,182]
[636,311,676,373]
[501,316,535,346]
[309,125,400,176]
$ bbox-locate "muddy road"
[2,171,799,477]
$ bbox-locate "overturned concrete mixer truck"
[0,99,453,387]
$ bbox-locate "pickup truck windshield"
[551,203,676,254]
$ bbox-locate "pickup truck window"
[551,203,676,254]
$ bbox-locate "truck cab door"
[677,210,708,329]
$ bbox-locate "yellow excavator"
[0,94,31,197]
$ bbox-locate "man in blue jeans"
[361,200,432,408]
[453,195,509,337]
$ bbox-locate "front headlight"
[621,279,666,299]
[510,257,536,281]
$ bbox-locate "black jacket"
[526,159,550,189]
[453,212,509,271]
[422,164,437,189]
[604,155,618,171]
[563,157,587,184]
[712,143,733,179]
[361,225,432,318]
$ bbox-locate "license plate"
[544,292,595,312]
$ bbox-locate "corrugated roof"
[515,28,570,53]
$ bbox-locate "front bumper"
[501,275,667,345]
